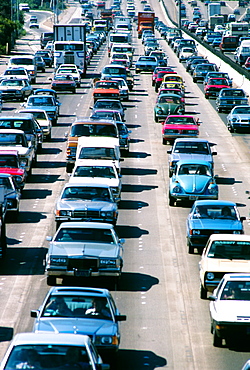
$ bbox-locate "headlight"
[20,158,28,167]
[50,256,68,266]
[191,229,200,235]
[57,210,72,216]
[14,175,23,184]
[232,118,238,122]
[172,185,181,193]
[233,230,241,234]
[208,186,217,194]
[100,258,118,267]
[206,272,214,280]
[95,336,119,346]
[100,211,113,217]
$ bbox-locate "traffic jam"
[1,0,250,368]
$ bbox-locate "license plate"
[74,270,91,277]
[189,196,198,200]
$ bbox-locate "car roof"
[208,234,250,242]
[193,200,236,207]
[74,159,117,167]
[0,128,25,134]
[0,150,19,155]
[177,159,212,166]
[223,273,250,282]
[174,138,210,143]
[48,286,110,297]
[0,114,34,120]
[63,182,110,189]
[74,117,117,125]
[58,221,114,229]
[11,332,91,346]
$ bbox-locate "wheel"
[188,241,194,254]
[72,89,76,94]
[47,131,51,141]
[152,80,155,86]
[56,221,61,230]
[0,222,7,258]
[66,163,73,173]
[217,107,222,113]
[155,86,159,93]
[154,114,159,123]
[228,124,234,132]
[205,94,209,99]
[193,78,197,83]
[162,138,167,145]
[42,68,45,73]
[169,194,175,206]
[200,283,207,299]
[33,153,37,165]
[12,209,19,221]
[47,276,57,286]
[213,329,222,347]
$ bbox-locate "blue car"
[169,160,218,206]
[31,286,126,359]
[186,200,245,254]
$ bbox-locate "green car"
[154,93,185,122]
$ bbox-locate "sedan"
[186,200,245,254]
[226,105,250,132]
[31,286,126,358]
[162,115,199,144]
[0,78,33,101]
[50,74,76,93]
[169,160,218,206]
[91,99,126,121]
[204,77,230,99]
[154,93,185,122]
[209,273,250,347]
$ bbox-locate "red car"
[50,74,77,93]
[155,70,177,92]
[204,77,230,99]
[0,150,26,190]
[152,67,175,87]
[162,115,200,145]
[244,56,250,70]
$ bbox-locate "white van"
[108,34,132,55]
[110,43,134,61]
[75,136,121,173]
[234,40,250,65]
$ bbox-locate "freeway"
[0,1,250,369]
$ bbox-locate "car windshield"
[159,96,180,104]
[70,124,117,138]
[207,241,250,260]
[178,164,211,176]
[28,97,54,106]
[0,119,33,132]
[28,111,47,120]
[208,79,228,85]
[0,156,18,168]
[166,117,195,124]
[54,75,74,81]
[174,142,210,154]
[4,70,26,76]
[233,107,250,114]
[73,166,116,178]
[0,133,26,146]
[220,281,250,301]
[4,344,91,370]
[0,177,13,189]
[10,58,33,65]
[1,80,23,86]
[193,205,237,219]
[94,101,122,110]
[62,186,111,201]
[95,81,118,89]
[55,227,115,243]
[222,90,245,97]
[79,147,116,160]
[41,295,112,319]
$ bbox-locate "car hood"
[211,300,250,322]
[0,167,25,176]
[0,145,29,155]
[163,124,198,131]
[171,153,212,163]
[35,318,116,336]
[202,258,250,273]
[69,177,120,187]
[24,105,56,112]
[57,199,115,211]
[189,218,243,230]
[0,86,22,91]
[49,242,120,258]
[176,175,212,193]
[206,84,229,89]
[231,114,250,120]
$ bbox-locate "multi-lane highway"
[0,0,250,369]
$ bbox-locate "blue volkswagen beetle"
[186,200,246,254]
[169,160,218,206]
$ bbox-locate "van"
[75,136,121,173]
[40,32,54,49]
[110,43,134,61]
[7,55,37,83]
[108,34,132,55]
[219,36,238,52]
[101,64,127,81]
[65,117,118,173]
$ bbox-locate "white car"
[19,108,52,140]
[199,234,250,299]
[55,63,82,85]
[0,332,109,370]
[69,159,122,202]
[209,273,250,347]
[179,47,197,62]
[110,77,129,101]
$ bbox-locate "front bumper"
[55,215,117,224]
[46,267,122,278]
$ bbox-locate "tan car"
[65,117,118,173]
[199,234,250,299]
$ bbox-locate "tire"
[162,138,167,145]
[205,94,209,99]
[169,194,175,206]
[217,107,222,113]
[0,222,7,258]
[188,241,194,254]
[200,283,207,299]
[47,276,57,286]
[213,329,222,347]
[155,86,159,93]
[154,114,158,123]
[56,220,61,230]
[66,163,73,173]
[193,78,197,83]
[47,131,51,141]
[72,89,76,94]
[228,124,234,132]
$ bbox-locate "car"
[0,78,33,101]
[135,56,158,73]
[45,222,124,285]
[89,109,123,122]
[55,183,118,228]
[0,332,109,370]
[186,56,206,72]
[154,93,185,122]
[144,41,159,56]
[0,173,21,218]
[193,63,218,83]
[149,50,168,65]
[0,67,31,82]
[101,64,128,83]
[167,138,217,177]
[0,149,27,190]
[116,121,131,154]
[69,160,122,202]
[209,273,250,347]
[244,56,250,70]
[91,99,126,121]
[55,63,82,84]
[111,78,129,101]
[92,80,120,103]
[179,47,197,61]
[154,70,176,92]
[35,50,53,67]
[199,234,250,299]
[203,71,233,87]
[7,55,37,84]
[50,74,77,93]
[34,55,45,72]
[0,129,36,175]
[169,160,218,206]
[157,88,185,103]
[21,94,60,125]
[211,37,222,47]
[18,108,52,140]
[40,31,54,49]
[29,21,39,29]
[31,286,126,358]
[216,88,249,113]
[241,359,250,370]
[162,73,185,91]
[186,200,246,254]
[152,66,175,86]
[226,105,250,132]
[162,115,200,145]
[204,77,230,99]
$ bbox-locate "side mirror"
[119,238,125,245]
[167,149,172,154]
[46,236,52,241]
[30,310,39,318]
[115,314,127,322]
[208,295,216,301]
[212,151,217,156]
[241,216,246,222]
